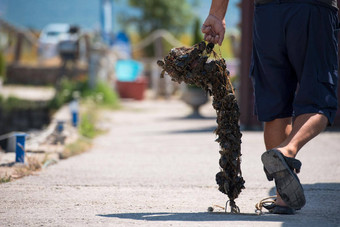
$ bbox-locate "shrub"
[92,81,120,107]
[0,95,41,112]
[79,112,97,139]
[0,51,6,80]
[49,79,120,110]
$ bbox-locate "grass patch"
[0,51,6,80]
[0,157,43,184]
[0,95,46,112]
[91,82,120,108]
[49,79,120,111]
[59,138,92,160]
[79,112,98,139]
[60,98,108,160]
[78,99,108,139]
[11,157,42,180]
[0,174,11,183]
[0,79,117,182]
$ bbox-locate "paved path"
[1,99,339,226]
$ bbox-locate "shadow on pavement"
[96,212,287,222]
[268,182,340,196]
[267,182,340,225]
[97,183,340,224]
[160,115,216,121]
[166,126,217,134]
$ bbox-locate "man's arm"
[201,0,229,45]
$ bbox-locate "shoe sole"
[261,149,306,210]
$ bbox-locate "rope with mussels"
[157,41,245,213]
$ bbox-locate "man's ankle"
[276,194,288,207]
[275,147,296,158]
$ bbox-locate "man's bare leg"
[264,113,328,207]
[276,113,328,158]
[264,117,292,206]
[264,117,292,150]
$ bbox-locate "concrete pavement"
[0,99,339,226]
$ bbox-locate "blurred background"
[0,0,244,135]
[0,0,339,157]
[0,2,339,223]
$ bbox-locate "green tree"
[192,17,203,45]
[0,51,6,80]
[127,0,194,37]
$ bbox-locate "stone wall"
[6,65,88,85]
[0,107,50,135]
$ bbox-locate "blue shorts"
[250,0,339,125]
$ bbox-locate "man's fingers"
[205,34,222,44]
[204,34,211,42]
[214,35,220,44]
[206,35,212,42]
[201,25,211,33]
[203,26,224,45]
[218,35,224,46]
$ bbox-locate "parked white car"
[38,23,71,59]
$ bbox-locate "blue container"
[72,112,78,127]
[115,60,143,82]
[15,133,26,163]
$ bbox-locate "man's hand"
[202,0,228,46]
[202,14,226,46]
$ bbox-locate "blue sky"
[193,0,240,31]
[0,0,240,32]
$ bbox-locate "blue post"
[15,133,26,163]
[69,100,79,127]
[72,112,78,127]
[56,120,65,133]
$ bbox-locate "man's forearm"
[209,0,229,20]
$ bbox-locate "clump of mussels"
[157,41,245,212]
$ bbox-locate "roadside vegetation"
[51,78,120,159]
[0,157,42,183]
[48,78,120,111]
[52,77,120,159]
[59,138,92,160]
[0,51,6,80]
[0,78,119,183]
